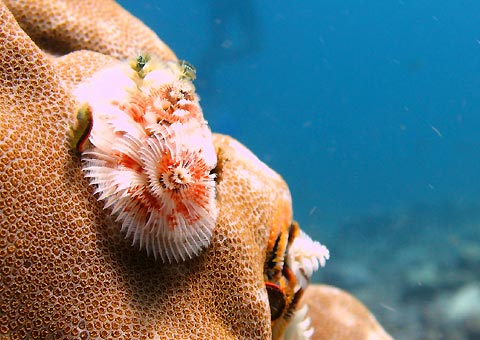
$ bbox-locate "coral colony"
[71,55,217,263]
[70,55,329,337]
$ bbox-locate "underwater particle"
[72,54,218,263]
[430,125,443,137]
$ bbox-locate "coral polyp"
[72,56,217,263]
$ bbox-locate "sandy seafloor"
[118,1,480,339]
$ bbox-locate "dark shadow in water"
[196,0,262,105]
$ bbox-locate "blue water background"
[117,1,480,255]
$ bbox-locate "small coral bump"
[287,231,329,291]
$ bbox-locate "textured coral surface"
[2,0,175,60]
[0,1,284,338]
[301,285,394,340]
[0,1,394,339]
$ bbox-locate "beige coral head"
[0,25,275,338]
[299,285,394,340]
[2,0,176,60]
